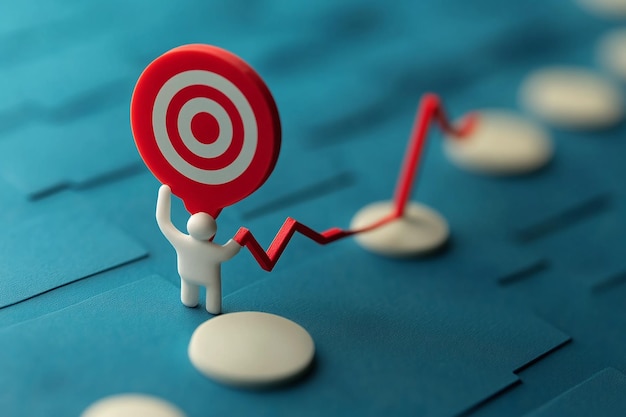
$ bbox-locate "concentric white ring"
[177,98,233,158]
[152,70,258,185]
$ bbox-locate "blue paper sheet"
[0,105,141,198]
[0,192,147,308]
[0,273,568,417]
[0,1,625,416]
[524,368,626,417]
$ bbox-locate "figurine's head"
[187,213,217,241]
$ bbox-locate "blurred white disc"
[82,394,185,417]
[444,110,553,175]
[598,28,626,80]
[350,201,448,257]
[189,312,314,388]
[520,67,624,129]
[577,0,626,18]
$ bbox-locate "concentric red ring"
[165,84,245,171]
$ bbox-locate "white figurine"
[156,184,241,315]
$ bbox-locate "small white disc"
[81,394,186,417]
[577,0,626,18]
[188,312,315,388]
[350,201,449,257]
[598,28,626,81]
[519,67,624,129]
[443,110,553,175]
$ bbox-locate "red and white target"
[131,44,281,217]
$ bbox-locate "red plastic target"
[131,44,281,217]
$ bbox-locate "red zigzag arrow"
[234,93,477,271]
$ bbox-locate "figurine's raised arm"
[219,239,241,262]
[156,185,184,245]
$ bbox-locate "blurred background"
[1,1,626,416]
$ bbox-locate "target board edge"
[130,44,281,216]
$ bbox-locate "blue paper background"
[1,0,626,416]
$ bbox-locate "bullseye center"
[191,112,220,145]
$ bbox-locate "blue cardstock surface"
[0,1,625,416]
[524,368,626,417]
[0,272,568,417]
[0,192,147,308]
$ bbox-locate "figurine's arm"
[156,185,184,245]
[219,239,242,261]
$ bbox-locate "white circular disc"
[188,312,315,387]
[577,0,626,18]
[519,67,624,129]
[598,28,626,81]
[350,201,449,257]
[81,394,186,417]
[443,110,553,175]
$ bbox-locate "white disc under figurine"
[577,0,626,18]
[350,201,449,257]
[188,311,315,388]
[81,394,186,417]
[444,110,553,175]
[598,28,626,81]
[519,67,624,129]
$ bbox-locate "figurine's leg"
[205,279,222,315]
[180,279,199,308]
